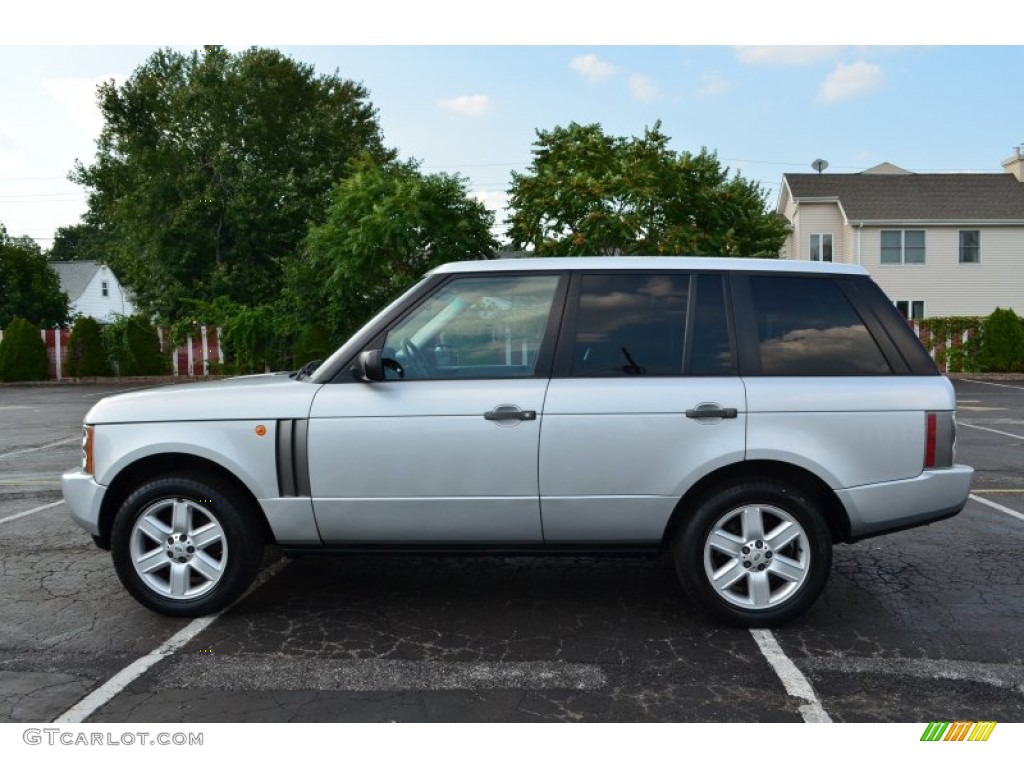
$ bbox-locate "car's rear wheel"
[111,474,264,617]
[674,479,832,627]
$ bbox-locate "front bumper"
[61,470,106,537]
[837,464,974,541]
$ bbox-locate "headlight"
[82,425,95,475]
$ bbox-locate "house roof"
[783,171,1024,221]
[50,261,102,302]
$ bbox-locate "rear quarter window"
[748,275,892,376]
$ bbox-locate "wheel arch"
[662,460,852,548]
[95,453,275,549]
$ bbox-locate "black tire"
[674,479,832,627]
[110,474,264,617]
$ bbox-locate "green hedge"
[105,316,169,376]
[66,316,111,377]
[0,317,49,381]
[919,308,1024,373]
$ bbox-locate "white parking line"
[55,616,218,723]
[749,629,832,723]
[54,558,288,723]
[970,494,1024,523]
[0,436,78,460]
[0,500,64,526]
[961,379,1024,391]
[959,422,1024,440]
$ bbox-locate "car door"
[539,271,747,543]
[307,272,566,544]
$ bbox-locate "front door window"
[382,275,560,379]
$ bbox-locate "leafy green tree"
[0,224,69,327]
[0,317,49,381]
[294,155,497,340]
[66,316,112,377]
[47,222,108,263]
[73,46,394,321]
[506,122,787,257]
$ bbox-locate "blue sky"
[1,5,1021,248]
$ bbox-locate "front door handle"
[685,405,738,419]
[484,405,537,422]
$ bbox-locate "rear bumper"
[61,470,106,537]
[837,464,974,541]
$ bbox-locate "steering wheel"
[401,338,432,378]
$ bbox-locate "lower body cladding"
[261,465,973,548]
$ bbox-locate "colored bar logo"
[921,721,997,741]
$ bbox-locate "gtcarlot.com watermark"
[23,728,203,747]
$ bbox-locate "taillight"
[82,425,94,475]
[924,413,937,468]
[924,411,954,469]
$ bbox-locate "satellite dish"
[812,159,829,174]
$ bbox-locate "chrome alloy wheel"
[703,503,810,610]
[128,497,228,600]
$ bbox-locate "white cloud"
[698,71,732,97]
[437,94,492,117]
[42,74,121,135]
[569,54,617,82]
[735,46,845,66]
[817,60,885,103]
[629,74,658,102]
[472,189,508,214]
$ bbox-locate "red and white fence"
[0,326,224,380]
[908,321,978,373]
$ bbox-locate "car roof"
[430,256,868,276]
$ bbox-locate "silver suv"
[62,257,973,626]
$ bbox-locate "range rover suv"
[62,257,973,626]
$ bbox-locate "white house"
[51,261,136,323]
[777,149,1024,319]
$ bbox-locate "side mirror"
[356,349,385,382]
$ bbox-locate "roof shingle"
[783,172,1024,221]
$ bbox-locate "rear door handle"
[685,406,738,419]
[484,405,537,422]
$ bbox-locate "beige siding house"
[777,150,1024,318]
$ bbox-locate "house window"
[809,234,833,262]
[959,230,980,264]
[895,300,925,320]
[881,230,926,264]
[101,280,109,297]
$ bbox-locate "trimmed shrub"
[105,316,169,376]
[0,317,49,381]
[66,316,111,377]
[979,307,1024,373]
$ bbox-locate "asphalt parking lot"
[0,379,1021,723]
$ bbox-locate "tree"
[293,155,498,340]
[66,316,111,377]
[0,223,69,328]
[979,307,1024,372]
[47,222,108,263]
[105,316,168,376]
[73,46,394,321]
[506,122,788,257]
[0,317,49,381]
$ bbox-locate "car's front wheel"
[674,479,832,627]
[110,474,264,617]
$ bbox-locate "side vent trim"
[276,419,297,497]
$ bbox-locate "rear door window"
[571,273,689,376]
